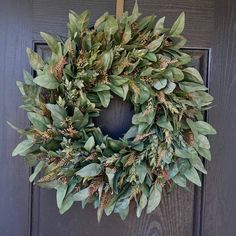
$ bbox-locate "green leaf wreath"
[10,2,216,221]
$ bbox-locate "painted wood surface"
[1,0,236,235]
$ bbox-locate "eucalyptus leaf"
[106,167,116,190]
[197,134,210,149]
[59,195,74,214]
[56,184,68,209]
[73,187,90,201]
[136,192,147,218]
[175,147,198,159]
[46,104,66,128]
[26,48,44,70]
[195,121,217,135]
[169,12,185,36]
[183,67,204,84]
[144,52,157,62]
[164,81,176,94]
[153,17,165,35]
[163,67,184,82]
[94,12,108,29]
[84,136,95,152]
[136,164,147,184]
[29,161,45,182]
[146,35,164,52]
[34,74,59,89]
[184,167,202,187]
[12,139,33,157]
[100,50,113,71]
[129,0,141,23]
[189,156,207,174]
[198,147,211,161]
[76,163,102,177]
[97,90,110,107]
[40,32,60,54]
[153,78,167,90]
[27,112,50,131]
[172,174,187,187]
[179,82,207,93]
[23,70,34,85]
[156,116,173,131]
[104,15,118,36]
[121,24,132,44]
[146,184,162,214]
[93,83,110,92]
[109,84,124,98]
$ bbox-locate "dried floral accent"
[139,32,151,45]
[129,80,140,95]
[37,171,58,184]
[131,22,138,31]
[98,70,109,84]
[157,145,167,167]
[33,128,54,143]
[185,108,197,118]
[156,91,179,114]
[53,56,67,80]
[61,125,78,138]
[89,178,103,195]
[133,132,152,142]
[58,175,69,184]
[67,39,74,57]
[76,50,87,69]
[124,152,137,167]
[85,151,97,161]
[184,130,194,146]
[37,153,46,161]
[140,76,152,84]
[164,129,172,145]
[100,189,112,210]
[156,91,166,103]
[149,135,159,167]
[47,156,61,165]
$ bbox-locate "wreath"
[10,2,216,222]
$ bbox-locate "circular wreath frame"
[11,2,216,222]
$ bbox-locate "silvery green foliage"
[11,2,216,222]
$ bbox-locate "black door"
[1,0,235,235]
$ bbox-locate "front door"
[1,0,235,236]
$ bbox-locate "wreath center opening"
[93,95,133,139]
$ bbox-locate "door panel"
[1,0,236,236]
[31,46,209,236]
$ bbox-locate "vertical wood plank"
[203,0,236,235]
[0,0,32,235]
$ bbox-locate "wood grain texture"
[203,0,236,235]
[0,0,32,235]
[32,0,116,41]
[32,186,195,236]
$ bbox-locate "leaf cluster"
[11,2,216,222]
